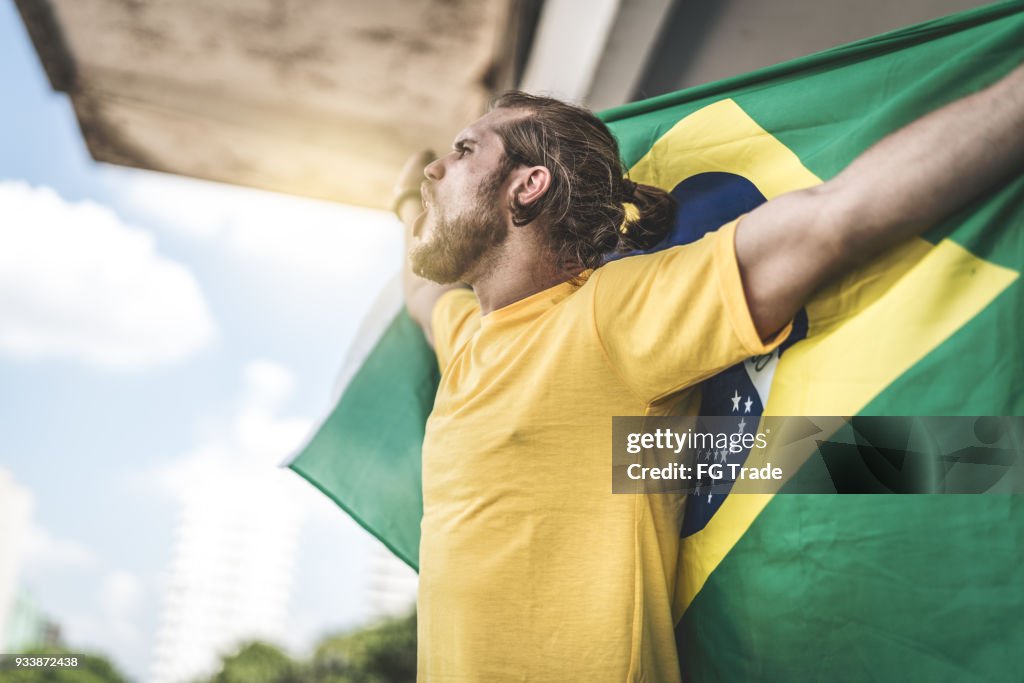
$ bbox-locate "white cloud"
[101,569,144,643]
[111,171,403,289]
[0,181,217,369]
[154,361,313,487]
[23,525,98,571]
[61,570,145,658]
[102,569,143,615]
[0,468,97,573]
[242,359,296,415]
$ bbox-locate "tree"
[198,612,416,683]
[310,612,416,683]
[204,641,301,683]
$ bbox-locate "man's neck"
[468,226,576,316]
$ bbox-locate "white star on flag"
[731,390,741,412]
[744,396,753,413]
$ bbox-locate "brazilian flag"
[289,2,1024,680]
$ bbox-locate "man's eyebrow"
[454,136,479,147]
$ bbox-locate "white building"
[150,413,308,683]
[365,543,418,621]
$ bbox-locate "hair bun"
[621,178,637,202]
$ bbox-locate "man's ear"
[511,165,551,207]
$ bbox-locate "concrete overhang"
[15,0,536,209]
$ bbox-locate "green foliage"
[196,612,416,683]
[0,613,417,683]
[310,612,416,683]
[206,641,301,683]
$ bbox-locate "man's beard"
[410,169,509,284]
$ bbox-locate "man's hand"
[735,62,1024,340]
[396,150,465,348]
[394,150,431,227]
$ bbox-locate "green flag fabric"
[290,278,430,568]
[290,2,1024,679]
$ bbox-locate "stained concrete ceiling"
[15,0,531,209]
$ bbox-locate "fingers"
[391,149,435,220]
[396,149,436,192]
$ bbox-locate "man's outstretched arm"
[736,62,1024,340]
[396,150,464,348]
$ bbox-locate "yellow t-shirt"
[418,220,789,682]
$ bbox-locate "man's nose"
[424,157,444,181]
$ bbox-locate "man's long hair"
[490,91,676,271]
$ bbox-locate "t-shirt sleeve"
[431,288,481,373]
[591,218,792,404]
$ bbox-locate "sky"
[0,2,409,678]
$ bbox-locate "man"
[392,70,1024,681]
